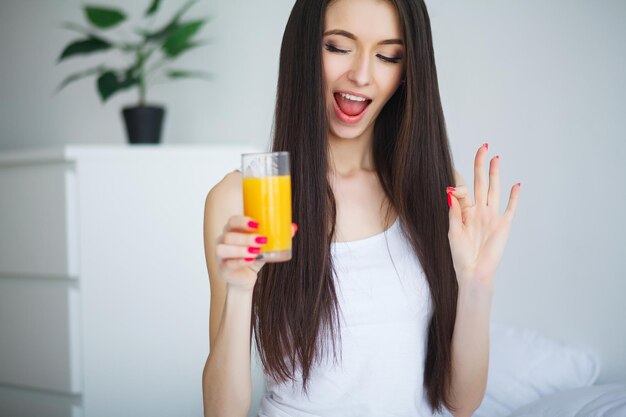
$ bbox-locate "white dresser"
[0,144,262,417]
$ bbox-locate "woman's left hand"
[447,143,521,287]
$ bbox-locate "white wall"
[427,1,626,384]
[1,0,624,399]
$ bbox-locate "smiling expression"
[323,0,405,140]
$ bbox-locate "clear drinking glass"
[241,151,292,263]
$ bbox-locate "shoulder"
[203,171,242,268]
[205,170,243,228]
[206,169,242,210]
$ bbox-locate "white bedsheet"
[507,384,626,417]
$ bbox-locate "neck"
[327,124,375,178]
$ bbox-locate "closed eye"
[377,54,402,64]
[325,43,402,64]
[324,43,350,54]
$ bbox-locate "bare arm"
[447,169,492,417]
[446,150,520,417]
[448,280,493,417]
[202,284,255,417]
[201,172,259,417]
[450,167,493,417]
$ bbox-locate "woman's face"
[323,0,405,141]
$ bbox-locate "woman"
[202,0,520,416]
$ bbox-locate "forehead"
[325,0,403,41]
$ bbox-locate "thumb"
[448,192,463,238]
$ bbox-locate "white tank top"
[257,217,440,417]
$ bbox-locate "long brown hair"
[252,0,458,413]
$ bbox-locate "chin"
[328,122,371,140]
[327,105,379,141]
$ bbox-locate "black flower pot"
[122,105,165,144]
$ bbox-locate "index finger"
[224,215,260,233]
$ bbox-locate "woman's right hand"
[215,215,298,292]
[215,216,266,291]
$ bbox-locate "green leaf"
[145,0,161,16]
[58,36,112,61]
[141,0,199,42]
[166,69,213,80]
[97,69,139,102]
[162,20,205,57]
[164,39,210,58]
[56,66,105,92]
[85,6,126,29]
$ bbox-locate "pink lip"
[332,90,372,125]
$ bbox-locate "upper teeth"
[339,92,367,102]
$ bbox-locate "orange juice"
[242,175,292,254]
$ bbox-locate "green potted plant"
[55,0,212,144]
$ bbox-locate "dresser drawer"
[0,279,82,394]
[0,385,82,417]
[0,163,79,278]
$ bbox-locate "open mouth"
[333,92,372,118]
[333,92,372,124]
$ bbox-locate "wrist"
[456,270,495,292]
[227,283,255,298]
[456,277,494,307]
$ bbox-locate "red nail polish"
[248,246,260,254]
[255,236,268,244]
[447,192,452,207]
[293,223,298,233]
[248,220,259,229]
[244,257,255,262]
[516,182,521,187]
[446,186,456,193]
[484,143,489,150]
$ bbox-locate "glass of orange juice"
[241,151,292,263]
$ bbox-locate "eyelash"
[323,43,402,64]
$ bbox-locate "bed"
[445,322,626,417]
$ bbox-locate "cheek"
[376,66,403,98]
[322,54,349,85]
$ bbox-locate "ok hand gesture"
[447,143,521,287]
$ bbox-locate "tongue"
[335,93,369,116]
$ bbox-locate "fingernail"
[244,257,255,262]
[516,182,521,187]
[248,220,259,229]
[495,155,499,159]
[483,143,489,150]
[248,246,260,254]
[255,236,268,244]
[293,223,298,233]
[447,192,452,207]
[446,186,456,193]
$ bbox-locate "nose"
[347,50,371,86]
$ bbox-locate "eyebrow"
[323,29,404,45]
